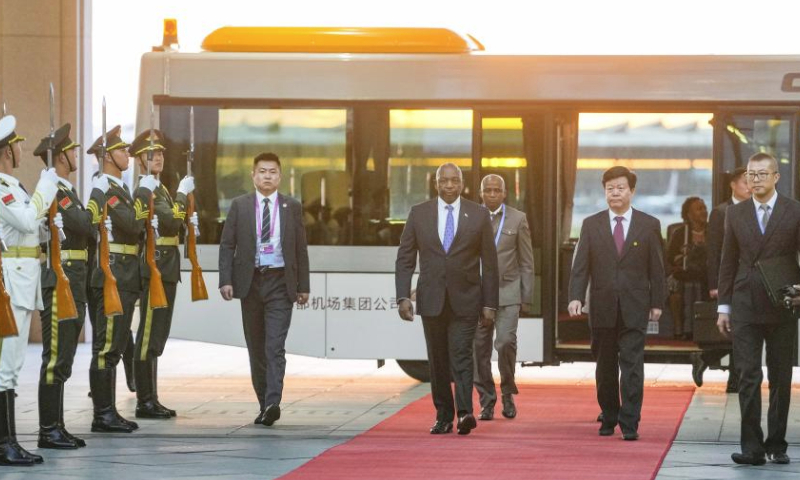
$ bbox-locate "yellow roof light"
[201,27,483,54]
[154,18,180,52]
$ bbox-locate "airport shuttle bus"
[135,26,800,379]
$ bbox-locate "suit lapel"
[429,200,446,254]
[761,195,785,241]
[450,199,469,253]
[620,210,643,260]
[245,192,257,242]
[279,193,289,245]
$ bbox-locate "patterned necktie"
[490,212,500,236]
[613,216,625,256]
[262,198,271,243]
[443,204,455,253]
[759,203,771,234]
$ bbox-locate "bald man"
[395,163,499,436]
[473,174,534,421]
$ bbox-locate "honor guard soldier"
[32,124,93,449]
[85,125,156,433]
[0,115,59,466]
[129,129,196,418]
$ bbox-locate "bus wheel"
[396,360,430,382]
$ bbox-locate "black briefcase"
[756,255,800,309]
[693,301,731,345]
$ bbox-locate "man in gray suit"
[474,174,534,421]
[395,163,499,436]
[219,152,310,427]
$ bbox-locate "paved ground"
[2,339,799,479]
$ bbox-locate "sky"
[92,0,800,134]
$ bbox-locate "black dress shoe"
[501,394,517,419]
[429,421,453,434]
[479,407,494,421]
[254,409,265,424]
[732,452,766,465]
[599,424,615,436]
[768,452,790,464]
[622,431,639,441]
[726,373,740,394]
[690,353,706,388]
[261,404,281,426]
[0,443,35,466]
[457,414,477,435]
[596,412,604,423]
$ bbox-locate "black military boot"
[90,369,133,433]
[121,332,136,392]
[110,368,138,430]
[5,389,44,464]
[135,360,170,419]
[152,358,176,417]
[57,383,85,447]
[0,390,35,466]
[38,383,78,449]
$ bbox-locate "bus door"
[474,110,577,365]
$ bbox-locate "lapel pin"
[633,241,638,246]
[282,203,287,208]
[464,213,468,217]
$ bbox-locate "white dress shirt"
[608,207,633,240]
[437,196,461,245]
[254,189,284,268]
[719,192,777,314]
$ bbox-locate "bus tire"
[396,360,431,382]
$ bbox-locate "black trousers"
[241,269,293,408]
[39,288,86,385]
[134,282,177,361]
[89,287,139,371]
[732,320,796,456]
[591,311,646,434]
[421,296,478,422]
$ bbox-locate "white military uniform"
[0,172,57,391]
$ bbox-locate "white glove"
[151,215,159,230]
[139,175,158,192]
[177,176,195,196]
[190,212,200,237]
[104,216,114,242]
[53,212,64,229]
[41,168,60,186]
[92,175,110,193]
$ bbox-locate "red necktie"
[613,216,625,256]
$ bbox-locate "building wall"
[0,0,91,342]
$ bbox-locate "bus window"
[716,114,793,197]
[216,108,349,245]
[388,109,473,243]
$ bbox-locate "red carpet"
[279,385,693,480]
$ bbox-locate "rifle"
[0,101,17,336]
[46,83,79,321]
[98,97,123,317]
[185,106,208,301]
[144,103,168,309]
[0,229,17,337]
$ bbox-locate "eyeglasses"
[746,171,775,181]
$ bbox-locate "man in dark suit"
[717,152,799,466]
[693,167,749,390]
[219,152,310,427]
[395,163,499,436]
[568,166,665,441]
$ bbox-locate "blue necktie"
[443,205,455,253]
